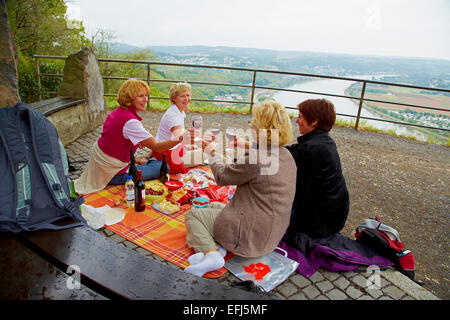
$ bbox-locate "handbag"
[224,247,299,292]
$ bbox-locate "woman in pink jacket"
[74,79,187,194]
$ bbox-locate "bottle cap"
[127,175,132,179]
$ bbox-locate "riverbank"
[270,78,448,145]
[343,87,449,144]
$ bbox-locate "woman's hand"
[181,128,195,145]
[235,137,251,150]
[201,140,216,156]
[135,155,148,165]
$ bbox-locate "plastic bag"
[224,248,299,292]
[80,204,106,229]
[80,204,125,229]
[99,206,125,225]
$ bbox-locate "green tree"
[7,0,89,57]
[6,0,90,102]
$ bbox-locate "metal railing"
[33,54,450,134]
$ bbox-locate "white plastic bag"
[80,204,126,229]
[225,248,299,292]
[80,204,105,229]
[98,205,125,226]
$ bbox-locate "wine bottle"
[160,154,168,183]
[128,149,138,184]
[134,170,146,212]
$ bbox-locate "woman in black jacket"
[284,99,349,240]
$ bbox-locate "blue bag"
[0,102,86,233]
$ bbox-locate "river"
[272,76,428,141]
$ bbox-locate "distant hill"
[110,42,142,54]
[109,43,450,89]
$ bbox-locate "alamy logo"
[366,265,381,290]
[66,265,81,290]
[366,4,382,30]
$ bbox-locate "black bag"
[0,102,86,233]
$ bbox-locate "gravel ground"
[330,122,449,300]
[76,110,450,299]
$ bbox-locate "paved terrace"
[66,112,440,301]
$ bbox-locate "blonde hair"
[251,100,293,146]
[169,82,191,104]
[117,79,150,107]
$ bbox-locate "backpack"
[0,102,86,233]
[355,217,415,281]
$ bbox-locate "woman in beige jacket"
[184,101,297,277]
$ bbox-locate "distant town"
[154,49,351,77]
[161,54,255,69]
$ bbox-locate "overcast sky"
[66,0,450,60]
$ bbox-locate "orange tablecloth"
[83,170,229,278]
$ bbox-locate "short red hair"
[298,99,336,132]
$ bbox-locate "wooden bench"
[0,225,272,300]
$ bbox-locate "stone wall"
[46,102,88,146]
[56,47,107,144]
[30,97,95,146]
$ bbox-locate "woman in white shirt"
[152,82,204,173]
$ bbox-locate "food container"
[192,196,210,208]
[182,169,216,189]
[152,198,180,215]
[144,180,168,204]
[196,186,229,202]
[164,180,184,190]
[166,187,194,204]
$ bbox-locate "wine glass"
[211,122,221,141]
[225,127,236,151]
[192,115,202,129]
[192,115,202,141]
[203,134,213,143]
